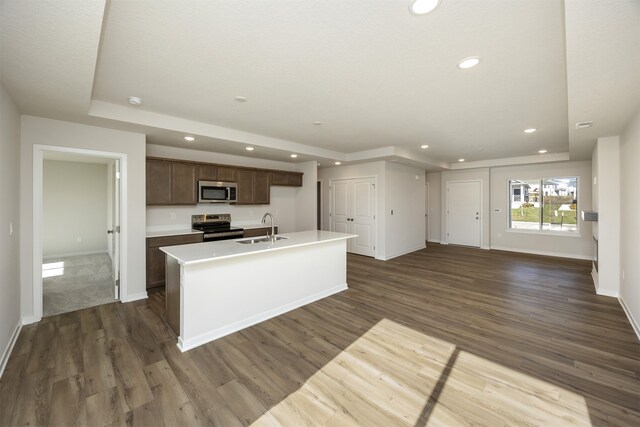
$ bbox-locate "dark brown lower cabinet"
[243,226,279,238]
[146,233,203,289]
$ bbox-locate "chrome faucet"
[261,213,275,238]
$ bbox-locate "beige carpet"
[43,253,116,317]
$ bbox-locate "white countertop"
[146,228,203,238]
[160,230,356,265]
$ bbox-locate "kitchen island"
[161,230,356,351]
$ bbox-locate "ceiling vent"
[575,121,593,129]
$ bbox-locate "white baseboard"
[178,283,348,352]
[21,315,36,325]
[0,320,22,379]
[427,239,441,244]
[619,297,640,342]
[121,291,148,303]
[43,249,108,260]
[380,243,427,261]
[490,245,592,261]
[595,287,619,298]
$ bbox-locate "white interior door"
[351,179,375,256]
[330,180,349,235]
[447,181,481,247]
[425,182,429,242]
[111,159,121,299]
[330,177,376,257]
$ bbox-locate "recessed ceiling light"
[524,128,537,133]
[235,96,247,102]
[245,146,254,151]
[409,0,441,15]
[458,57,481,69]
[538,149,548,154]
[183,136,195,142]
[421,144,429,149]
[290,154,298,158]
[128,96,143,106]
[312,121,323,126]
[458,158,465,162]
[334,161,341,165]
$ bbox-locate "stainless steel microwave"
[198,181,237,203]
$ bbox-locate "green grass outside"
[511,205,577,225]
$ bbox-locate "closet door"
[330,177,376,257]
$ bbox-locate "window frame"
[507,176,580,236]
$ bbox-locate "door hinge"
[115,225,121,233]
[373,215,375,220]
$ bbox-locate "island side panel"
[179,238,348,351]
[165,255,181,337]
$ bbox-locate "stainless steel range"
[191,214,244,242]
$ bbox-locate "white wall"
[21,116,147,322]
[318,161,426,260]
[43,160,108,258]
[145,144,305,233]
[294,161,318,232]
[0,83,22,374]
[591,138,621,296]
[490,161,592,259]
[441,168,491,249]
[318,162,386,259]
[385,162,426,259]
[426,172,442,243]
[620,110,640,336]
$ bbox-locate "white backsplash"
[146,186,297,233]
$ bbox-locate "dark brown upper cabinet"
[237,169,270,205]
[270,171,303,187]
[147,157,301,206]
[146,158,197,205]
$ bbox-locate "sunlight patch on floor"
[251,318,591,427]
[42,261,64,278]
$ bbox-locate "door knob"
[107,229,114,234]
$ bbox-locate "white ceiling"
[1,0,639,170]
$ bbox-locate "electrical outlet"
[76,236,82,243]
[170,212,176,220]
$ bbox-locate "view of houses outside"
[510,177,578,232]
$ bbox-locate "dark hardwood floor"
[1,244,639,426]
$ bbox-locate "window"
[509,177,577,233]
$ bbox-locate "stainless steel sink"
[237,236,288,244]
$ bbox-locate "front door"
[447,181,481,247]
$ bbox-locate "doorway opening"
[33,146,126,320]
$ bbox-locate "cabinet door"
[253,170,270,204]
[217,166,237,182]
[243,226,278,238]
[172,163,197,204]
[287,173,303,187]
[236,169,254,204]
[146,160,172,205]
[270,171,303,187]
[146,246,166,289]
[198,165,218,181]
[270,172,289,186]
